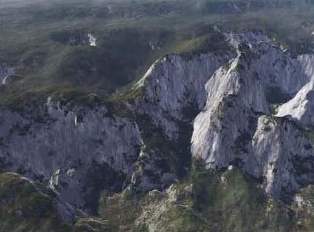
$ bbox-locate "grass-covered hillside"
[1,0,314,107]
[0,172,72,232]
[92,159,314,232]
[3,161,314,232]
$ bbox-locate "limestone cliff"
[2,31,314,229]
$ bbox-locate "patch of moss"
[81,161,314,232]
[190,159,308,232]
[0,172,71,232]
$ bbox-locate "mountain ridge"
[2,30,314,231]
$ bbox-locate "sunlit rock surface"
[191,32,314,199]
[2,31,314,220]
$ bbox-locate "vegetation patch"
[0,172,71,232]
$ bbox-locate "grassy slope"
[3,164,313,232]
[1,0,314,108]
[0,172,72,232]
[97,159,314,232]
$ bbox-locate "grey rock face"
[135,52,234,140]
[0,102,143,211]
[191,32,314,199]
[0,64,15,85]
[129,48,235,192]
[0,44,234,214]
[276,55,314,128]
[2,30,314,217]
[276,81,314,128]
[249,116,314,199]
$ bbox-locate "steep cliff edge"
[2,31,314,230]
[191,33,314,199]
[0,102,143,213]
[0,37,232,215]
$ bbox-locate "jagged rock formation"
[191,33,314,199]
[134,52,233,139]
[0,102,143,213]
[3,30,314,229]
[276,55,314,128]
[0,35,233,214]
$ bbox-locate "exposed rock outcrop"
[2,30,314,220]
[191,32,314,199]
[0,102,143,212]
[135,52,234,140]
[0,64,15,85]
